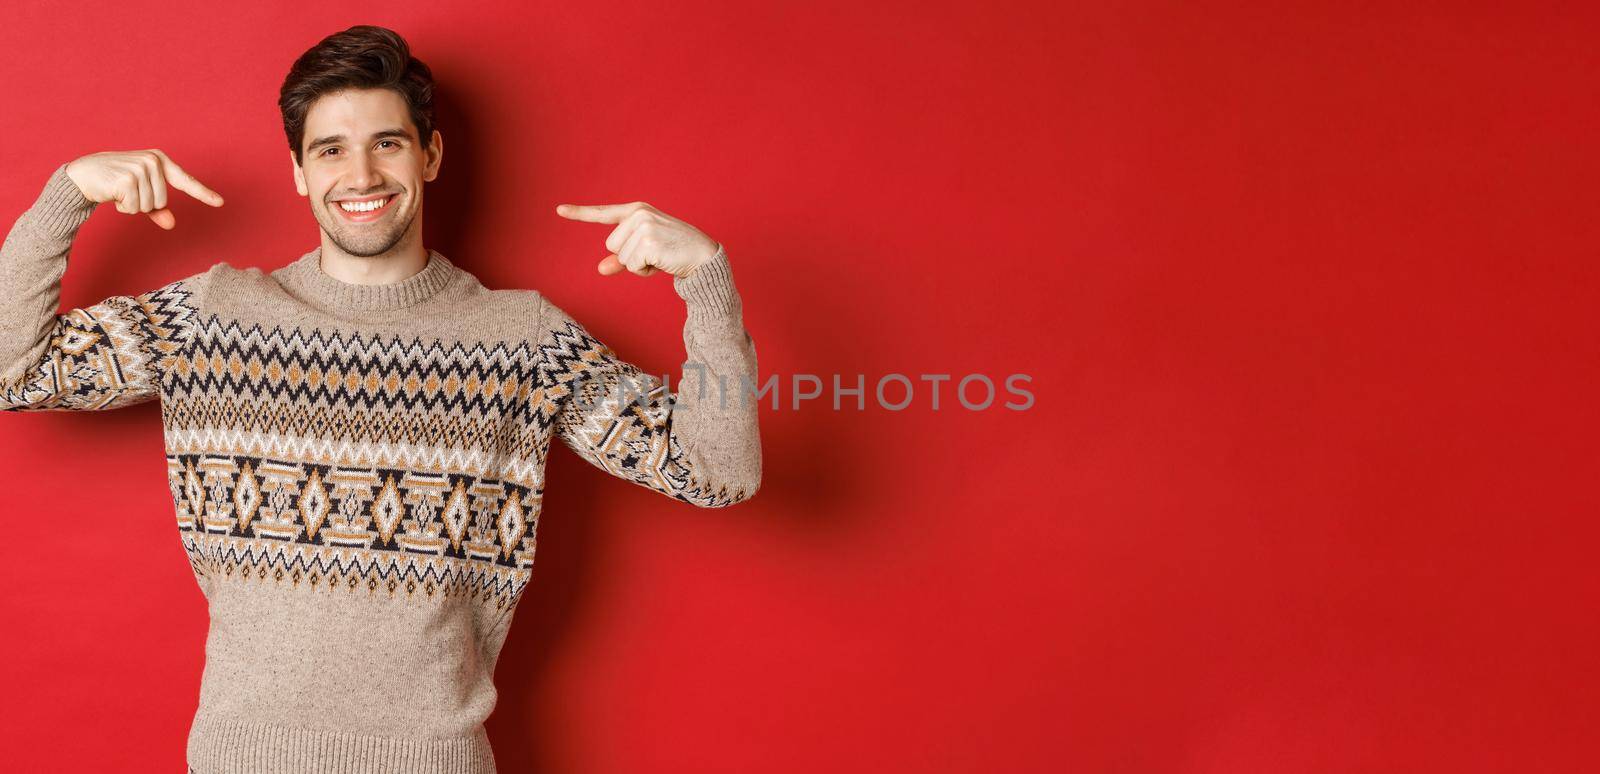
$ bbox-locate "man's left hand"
[554,200,719,278]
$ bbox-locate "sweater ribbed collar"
[281,245,461,312]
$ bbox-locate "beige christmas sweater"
[0,163,762,773]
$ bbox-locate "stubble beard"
[317,195,416,258]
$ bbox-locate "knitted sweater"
[0,164,762,773]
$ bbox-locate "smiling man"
[0,24,761,774]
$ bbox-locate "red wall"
[1,2,1595,772]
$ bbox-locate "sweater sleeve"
[534,244,762,507]
[0,163,207,412]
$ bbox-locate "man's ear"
[423,129,443,183]
[290,149,308,196]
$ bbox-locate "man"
[0,24,761,773]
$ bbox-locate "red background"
[1,2,1595,772]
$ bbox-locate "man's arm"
[540,245,762,507]
[0,158,216,412]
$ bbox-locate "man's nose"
[347,152,381,190]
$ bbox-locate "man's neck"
[317,237,430,285]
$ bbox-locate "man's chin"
[314,207,413,258]
[335,240,403,258]
[321,222,404,258]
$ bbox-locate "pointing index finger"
[555,203,637,224]
[152,150,225,207]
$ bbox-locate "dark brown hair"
[279,25,436,166]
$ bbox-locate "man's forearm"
[0,164,98,383]
[668,245,763,498]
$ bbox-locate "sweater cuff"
[672,243,739,316]
[29,163,98,240]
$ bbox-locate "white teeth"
[339,196,390,213]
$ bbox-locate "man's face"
[292,87,441,258]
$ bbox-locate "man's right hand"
[64,150,225,230]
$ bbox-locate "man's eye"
[378,140,399,149]
[322,148,340,157]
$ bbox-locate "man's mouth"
[333,194,396,222]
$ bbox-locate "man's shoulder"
[480,284,543,303]
[144,259,297,327]
[200,259,278,299]
[142,260,255,307]
[467,284,546,320]
[188,258,267,281]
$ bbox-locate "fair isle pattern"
[157,307,746,605]
[161,315,551,603]
[535,319,755,508]
[0,277,200,411]
[0,269,750,605]
[167,453,538,610]
[162,315,551,483]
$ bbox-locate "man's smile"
[332,193,396,222]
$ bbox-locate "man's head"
[280,25,442,258]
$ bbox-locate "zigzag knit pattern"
[0,276,200,410]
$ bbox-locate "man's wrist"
[29,163,99,240]
[672,242,739,315]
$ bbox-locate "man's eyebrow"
[305,128,414,153]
